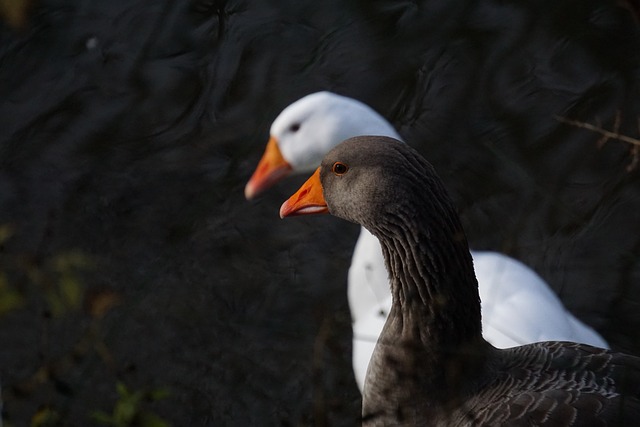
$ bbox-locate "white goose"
[245,91,608,391]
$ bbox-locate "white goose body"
[245,91,608,391]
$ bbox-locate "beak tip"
[244,179,263,200]
[279,202,289,219]
[244,185,255,200]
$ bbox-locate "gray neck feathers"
[367,152,482,348]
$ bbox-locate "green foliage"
[30,407,61,427]
[92,382,171,427]
[0,223,13,242]
[0,223,94,317]
[0,271,25,315]
[43,250,94,317]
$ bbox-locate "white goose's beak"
[244,136,293,200]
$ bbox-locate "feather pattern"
[305,135,640,426]
[249,91,608,392]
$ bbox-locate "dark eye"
[289,123,300,132]
[332,162,349,175]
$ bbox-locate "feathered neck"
[367,158,483,350]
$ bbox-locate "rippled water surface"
[1,0,639,425]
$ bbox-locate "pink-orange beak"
[279,168,329,218]
[244,136,293,200]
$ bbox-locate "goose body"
[280,136,640,426]
[245,91,608,391]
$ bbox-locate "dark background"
[1,0,639,425]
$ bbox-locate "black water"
[1,0,639,425]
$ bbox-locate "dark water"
[1,0,639,425]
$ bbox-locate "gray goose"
[280,135,640,426]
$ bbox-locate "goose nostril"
[296,188,309,202]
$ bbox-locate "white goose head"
[244,91,400,199]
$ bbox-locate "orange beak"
[244,136,293,200]
[279,168,329,218]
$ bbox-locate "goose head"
[244,91,400,199]
[280,136,446,236]
[281,136,481,343]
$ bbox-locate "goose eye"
[332,162,349,175]
[289,123,300,132]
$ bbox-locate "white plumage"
[245,91,608,391]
